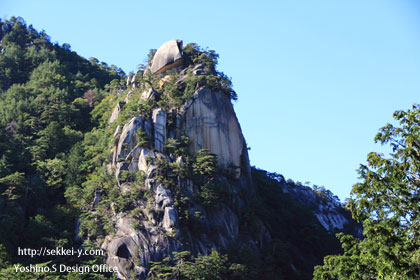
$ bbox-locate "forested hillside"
[0,17,360,280]
[0,16,125,279]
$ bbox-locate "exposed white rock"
[124,89,134,103]
[150,40,183,74]
[152,108,167,152]
[113,125,121,138]
[116,117,143,162]
[207,206,238,240]
[163,207,178,231]
[155,184,172,210]
[283,183,353,232]
[119,182,131,194]
[176,156,183,165]
[138,148,156,178]
[127,146,142,173]
[115,214,137,236]
[130,74,136,88]
[109,102,123,123]
[315,212,348,231]
[103,235,139,280]
[126,74,133,87]
[144,119,153,139]
[113,117,144,181]
[101,42,260,280]
[182,88,244,178]
[141,88,153,100]
[137,148,149,173]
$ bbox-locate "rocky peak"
[150,39,184,74]
[99,40,254,279]
[83,40,357,280]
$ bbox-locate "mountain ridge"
[0,18,360,280]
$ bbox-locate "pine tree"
[314,104,420,279]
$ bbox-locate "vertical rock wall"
[181,87,245,178]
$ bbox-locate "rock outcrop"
[283,182,363,237]
[152,108,167,152]
[150,40,184,74]
[180,87,245,178]
[89,40,359,280]
[100,40,255,279]
[109,102,124,123]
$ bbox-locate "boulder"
[150,40,183,74]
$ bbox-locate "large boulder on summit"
[150,40,183,74]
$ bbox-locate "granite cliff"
[80,40,360,280]
[99,40,254,279]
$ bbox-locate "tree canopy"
[0,16,124,279]
[314,104,420,279]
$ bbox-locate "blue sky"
[2,0,420,201]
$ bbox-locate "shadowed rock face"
[150,40,184,74]
[283,183,363,238]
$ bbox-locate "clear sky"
[2,0,420,201]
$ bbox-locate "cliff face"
[85,40,359,280]
[181,87,247,178]
[100,40,254,279]
[283,182,363,237]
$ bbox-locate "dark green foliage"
[183,43,237,101]
[196,181,220,207]
[314,104,420,279]
[148,166,346,280]
[244,168,343,280]
[152,43,237,110]
[182,43,218,74]
[149,249,247,280]
[313,185,341,205]
[0,16,124,278]
[192,149,217,183]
